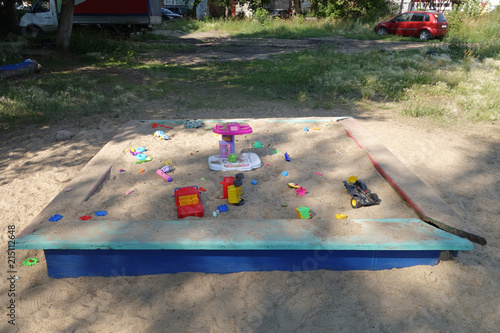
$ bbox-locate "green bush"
[446,8,500,60]
[253,8,269,24]
[311,0,395,20]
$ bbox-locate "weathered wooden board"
[339,117,486,245]
[44,249,444,278]
[17,120,142,239]
[16,218,473,251]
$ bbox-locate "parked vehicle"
[165,6,189,17]
[161,8,182,21]
[20,0,162,38]
[269,9,290,19]
[374,11,448,40]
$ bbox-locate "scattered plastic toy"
[227,173,245,205]
[209,122,262,172]
[119,169,125,173]
[342,176,381,209]
[174,186,204,218]
[49,214,63,222]
[287,183,300,189]
[253,141,263,148]
[220,176,235,199]
[139,168,145,173]
[335,214,347,219]
[154,130,170,140]
[79,215,93,221]
[199,187,207,192]
[157,169,172,182]
[304,127,309,131]
[296,206,311,219]
[126,189,134,195]
[160,165,172,173]
[295,187,307,196]
[129,147,146,156]
[218,204,229,212]
[281,171,288,176]
[23,257,39,266]
[152,123,173,129]
[136,156,152,164]
[95,211,107,216]
[284,153,291,162]
[251,180,257,185]
[136,154,147,160]
[184,119,203,128]
[316,172,323,176]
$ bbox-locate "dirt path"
[148,30,432,64]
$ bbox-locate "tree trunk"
[55,0,75,51]
[292,0,301,15]
[0,0,19,36]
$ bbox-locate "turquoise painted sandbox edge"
[142,117,351,125]
[15,218,473,251]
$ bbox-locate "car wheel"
[377,27,388,35]
[419,30,432,41]
[22,25,41,39]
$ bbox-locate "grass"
[1,11,499,130]
[156,16,439,42]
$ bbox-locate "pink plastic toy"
[157,169,172,182]
[209,122,262,172]
[213,122,253,158]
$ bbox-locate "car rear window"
[435,14,447,22]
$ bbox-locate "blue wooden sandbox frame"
[15,118,475,278]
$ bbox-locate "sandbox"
[15,117,477,278]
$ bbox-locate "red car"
[374,11,449,40]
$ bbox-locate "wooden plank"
[17,120,143,238]
[44,249,443,278]
[16,218,473,251]
[141,117,350,126]
[339,117,486,245]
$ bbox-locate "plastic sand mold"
[23,257,39,266]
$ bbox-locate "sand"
[33,119,417,223]
[1,104,499,332]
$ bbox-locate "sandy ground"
[1,104,498,333]
[27,120,419,224]
[1,33,500,333]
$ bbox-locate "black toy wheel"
[351,196,362,209]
